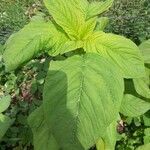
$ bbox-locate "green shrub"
[0,0,28,44]
[0,0,44,44]
[104,0,150,44]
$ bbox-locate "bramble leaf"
[84,31,145,78]
[120,94,150,117]
[43,53,123,149]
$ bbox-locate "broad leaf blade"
[139,39,150,64]
[0,114,13,140]
[133,67,150,98]
[87,0,114,19]
[43,53,123,149]
[136,143,150,150]
[51,40,83,56]
[0,95,11,113]
[28,106,59,150]
[134,78,150,98]
[3,20,68,71]
[3,21,52,71]
[103,119,118,150]
[44,0,86,39]
[96,121,117,150]
[120,94,150,117]
[44,0,96,40]
[84,31,145,78]
[133,80,150,99]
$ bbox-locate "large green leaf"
[84,31,145,78]
[120,94,150,117]
[0,96,13,141]
[48,17,96,55]
[0,95,11,113]
[28,106,59,150]
[43,53,123,149]
[87,0,114,19]
[44,0,97,40]
[134,78,150,99]
[0,114,13,140]
[96,120,117,150]
[103,119,118,150]
[136,143,150,150]
[96,138,105,150]
[44,0,85,39]
[3,19,68,71]
[133,67,150,99]
[139,39,150,64]
[96,115,120,150]
[51,40,83,56]
[95,17,109,31]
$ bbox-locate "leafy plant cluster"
[0,0,150,150]
[0,45,49,149]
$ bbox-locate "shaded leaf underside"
[43,53,123,149]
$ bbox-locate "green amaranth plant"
[2,0,150,149]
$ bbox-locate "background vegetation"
[0,0,150,149]
[105,0,150,44]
